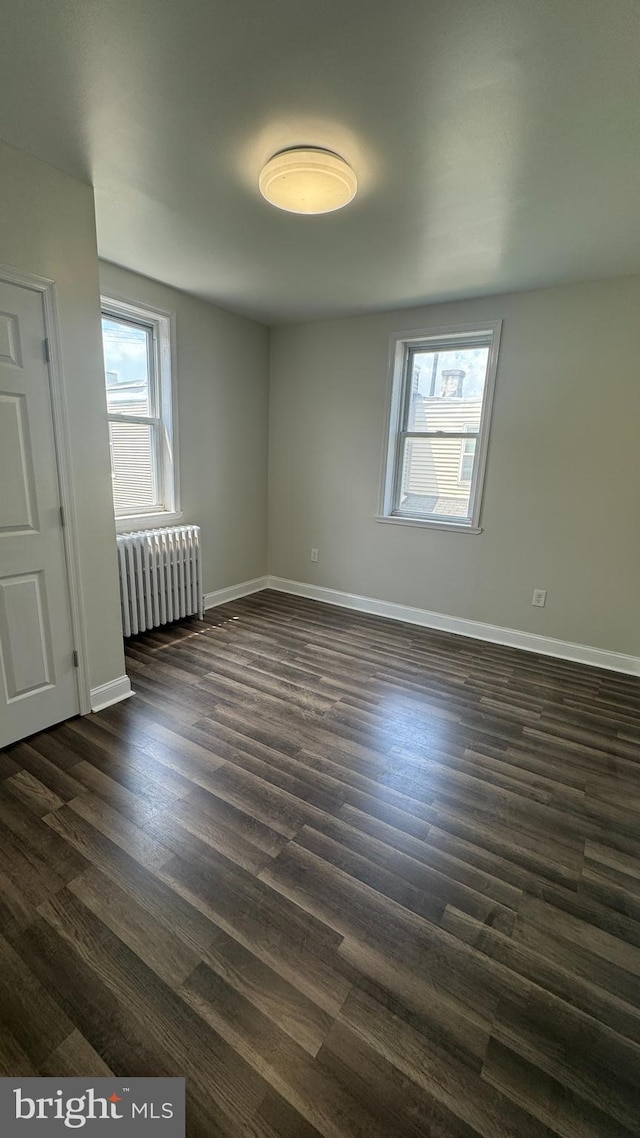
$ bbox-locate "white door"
[0,278,79,747]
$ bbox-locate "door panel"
[0,393,38,532]
[0,571,53,699]
[0,310,22,366]
[0,279,78,747]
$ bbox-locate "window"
[101,297,179,526]
[379,321,501,532]
[459,426,475,484]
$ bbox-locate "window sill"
[375,514,482,534]
[115,510,184,533]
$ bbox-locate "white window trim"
[377,319,502,533]
[101,293,181,532]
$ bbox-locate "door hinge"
[59,504,65,527]
[43,337,50,363]
[72,650,79,668]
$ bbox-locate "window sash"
[108,412,161,429]
[103,314,158,420]
[400,343,491,428]
[107,415,165,516]
[393,436,477,523]
[398,430,481,439]
[392,428,482,517]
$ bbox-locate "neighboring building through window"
[379,321,501,531]
[459,425,476,484]
[101,297,179,526]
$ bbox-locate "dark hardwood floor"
[1,589,640,1136]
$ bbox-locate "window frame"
[101,294,181,532]
[378,320,502,533]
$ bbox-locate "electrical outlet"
[532,588,547,608]
[310,548,319,562]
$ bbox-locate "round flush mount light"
[259,147,357,214]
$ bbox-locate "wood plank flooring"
[1,589,640,1136]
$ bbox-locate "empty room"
[0,1,638,1135]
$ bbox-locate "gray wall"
[0,141,126,691]
[99,262,270,595]
[268,277,640,657]
[5,137,634,682]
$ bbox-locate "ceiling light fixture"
[259,148,357,214]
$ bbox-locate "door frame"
[0,261,91,715]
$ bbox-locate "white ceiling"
[1,1,639,322]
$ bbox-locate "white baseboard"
[204,575,269,610]
[90,674,133,713]
[267,576,640,676]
